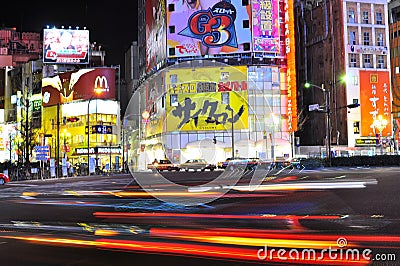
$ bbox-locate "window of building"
[352,75,359,86]
[349,53,357,67]
[376,33,384,46]
[363,32,370,45]
[221,92,229,104]
[377,55,385,69]
[348,10,355,23]
[363,54,371,68]
[349,31,356,45]
[170,94,178,106]
[362,11,369,24]
[376,12,383,25]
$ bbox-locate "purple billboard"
[252,0,280,53]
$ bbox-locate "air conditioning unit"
[0,47,8,55]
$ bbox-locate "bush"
[329,155,400,167]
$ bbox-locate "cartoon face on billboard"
[167,0,251,57]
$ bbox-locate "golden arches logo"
[94,76,109,92]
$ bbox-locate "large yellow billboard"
[165,66,248,132]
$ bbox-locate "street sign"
[36,155,48,161]
[308,104,320,111]
[34,145,50,153]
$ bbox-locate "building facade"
[126,0,298,169]
[296,0,392,156]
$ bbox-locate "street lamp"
[373,115,388,155]
[304,82,331,166]
[87,90,102,176]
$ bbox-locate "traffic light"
[67,117,80,122]
[213,137,217,144]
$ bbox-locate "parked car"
[180,159,216,172]
[0,173,10,185]
[147,159,180,172]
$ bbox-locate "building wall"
[344,0,392,148]
[296,0,347,147]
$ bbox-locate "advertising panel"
[283,0,297,132]
[252,0,280,53]
[41,68,116,107]
[43,29,89,64]
[165,66,248,131]
[0,69,4,109]
[145,72,165,137]
[146,0,167,73]
[359,70,392,137]
[167,0,252,57]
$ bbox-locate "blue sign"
[36,155,48,161]
[35,145,50,153]
[92,125,113,134]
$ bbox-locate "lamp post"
[373,115,388,155]
[87,90,102,176]
[304,82,331,166]
[231,107,235,158]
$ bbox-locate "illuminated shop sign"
[75,147,121,155]
[252,0,280,53]
[359,70,392,137]
[41,68,116,106]
[284,0,297,132]
[43,29,89,64]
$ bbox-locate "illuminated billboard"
[252,0,280,53]
[283,0,297,132]
[43,29,89,64]
[359,70,392,137]
[146,0,167,73]
[41,68,116,107]
[167,0,252,57]
[165,66,249,131]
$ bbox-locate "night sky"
[1,1,138,71]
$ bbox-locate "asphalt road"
[0,166,399,265]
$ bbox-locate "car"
[218,157,247,169]
[219,157,260,170]
[180,159,216,172]
[147,159,180,172]
[0,173,10,185]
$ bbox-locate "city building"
[389,0,400,148]
[296,0,392,156]
[0,26,122,175]
[126,0,298,169]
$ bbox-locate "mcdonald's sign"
[94,76,110,93]
[42,68,116,106]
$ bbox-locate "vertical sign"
[252,0,280,53]
[283,0,297,132]
[359,70,392,137]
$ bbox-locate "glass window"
[221,92,229,104]
[348,10,355,23]
[363,32,370,45]
[349,31,356,45]
[363,54,371,68]
[170,94,178,106]
[376,12,383,25]
[376,33,384,46]
[349,54,357,67]
[377,55,385,69]
[362,11,369,24]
